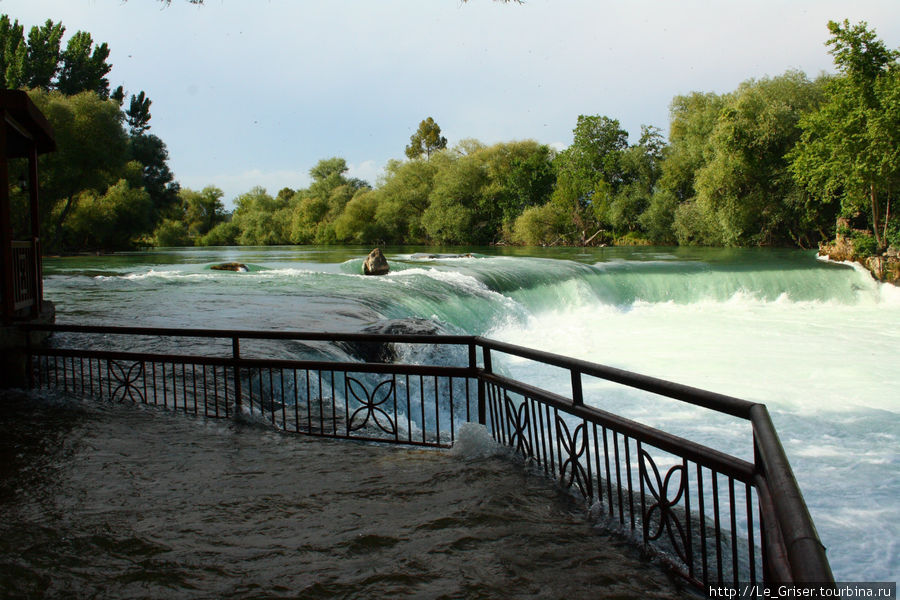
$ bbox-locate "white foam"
[450,423,505,459]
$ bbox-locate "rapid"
[3,245,897,593]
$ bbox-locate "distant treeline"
[4,17,898,255]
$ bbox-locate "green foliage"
[231,187,291,245]
[0,15,27,88]
[639,190,679,244]
[885,220,900,250]
[1,15,111,97]
[56,30,112,98]
[419,140,555,244]
[0,17,182,253]
[26,89,131,249]
[370,157,439,242]
[153,219,192,247]
[333,190,384,244]
[510,199,571,246]
[155,186,227,246]
[791,21,899,250]
[851,232,878,257]
[197,221,239,247]
[692,72,827,246]
[128,133,180,219]
[125,91,152,136]
[63,180,153,250]
[24,19,64,89]
[405,117,448,160]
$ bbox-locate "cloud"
[346,160,383,187]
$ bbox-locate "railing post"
[571,369,583,406]
[478,345,491,425]
[232,336,242,415]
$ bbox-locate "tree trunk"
[870,182,884,250]
[53,193,77,250]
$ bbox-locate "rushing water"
[9,245,900,588]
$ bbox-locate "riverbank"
[817,233,900,286]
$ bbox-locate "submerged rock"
[210,262,249,272]
[363,248,390,276]
[338,318,447,363]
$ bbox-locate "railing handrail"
[476,336,757,419]
[20,322,833,585]
[751,404,833,583]
[481,371,755,481]
[21,322,477,346]
[24,324,760,417]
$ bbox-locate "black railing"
[19,323,832,589]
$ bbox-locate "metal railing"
[19,323,833,589]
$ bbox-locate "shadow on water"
[0,389,693,599]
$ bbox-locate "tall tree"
[552,114,629,240]
[790,20,899,250]
[125,90,152,135]
[405,117,448,159]
[0,15,27,88]
[26,89,131,250]
[56,30,112,98]
[24,19,64,89]
[129,133,180,220]
[691,72,826,246]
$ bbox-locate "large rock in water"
[210,262,249,272]
[363,248,389,276]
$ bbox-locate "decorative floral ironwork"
[108,360,145,403]
[347,377,396,435]
[639,448,690,564]
[504,393,532,457]
[556,416,591,499]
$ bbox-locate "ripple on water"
[0,390,691,599]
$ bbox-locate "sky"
[3,0,899,208]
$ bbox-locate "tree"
[125,90,152,136]
[64,179,153,250]
[27,89,131,250]
[405,117,448,160]
[129,133,180,220]
[182,186,227,238]
[551,115,629,242]
[606,125,665,236]
[691,72,826,246]
[0,15,27,88]
[56,30,112,98]
[370,157,441,242]
[333,190,384,244]
[24,19,65,89]
[790,20,899,250]
[231,187,291,245]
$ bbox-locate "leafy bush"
[851,232,878,258]
[886,220,900,252]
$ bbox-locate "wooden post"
[0,110,13,321]
[27,145,41,317]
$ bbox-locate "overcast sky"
[4,0,899,207]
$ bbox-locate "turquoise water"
[40,245,900,583]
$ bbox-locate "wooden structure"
[0,90,56,322]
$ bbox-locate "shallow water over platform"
[0,390,690,599]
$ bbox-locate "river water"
[4,245,898,592]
